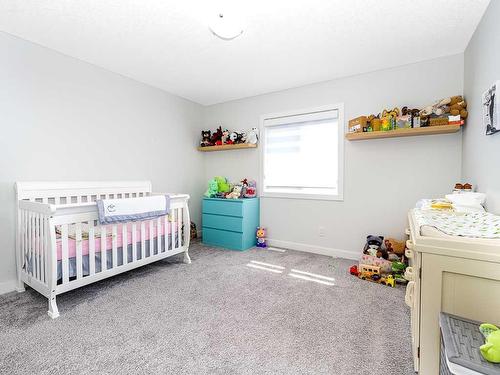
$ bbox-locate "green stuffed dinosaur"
[214,176,231,193]
[480,323,500,363]
[204,179,219,198]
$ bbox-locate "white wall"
[0,33,205,293]
[463,0,500,214]
[201,54,464,258]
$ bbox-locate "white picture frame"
[483,80,500,135]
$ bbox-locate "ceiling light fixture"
[209,12,243,40]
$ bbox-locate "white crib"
[15,181,191,319]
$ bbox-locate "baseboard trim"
[267,239,359,260]
[0,279,17,295]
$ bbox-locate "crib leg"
[16,278,25,293]
[183,250,191,264]
[47,293,59,319]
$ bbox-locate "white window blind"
[262,108,343,200]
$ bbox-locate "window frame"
[259,103,345,201]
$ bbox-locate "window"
[261,104,344,200]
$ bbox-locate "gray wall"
[463,0,500,214]
[202,54,464,258]
[0,33,205,293]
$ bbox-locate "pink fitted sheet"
[56,220,178,261]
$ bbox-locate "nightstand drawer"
[202,199,243,217]
[202,227,243,250]
[202,213,243,233]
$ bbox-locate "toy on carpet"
[363,235,388,260]
[391,261,408,284]
[204,178,219,198]
[349,265,359,276]
[200,130,212,147]
[480,323,500,363]
[256,227,267,248]
[357,264,395,287]
[190,221,198,240]
[226,184,243,199]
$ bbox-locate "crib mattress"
[55,220,179,261]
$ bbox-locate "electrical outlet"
[318,226,325,237]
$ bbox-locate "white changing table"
[407,209,500,374]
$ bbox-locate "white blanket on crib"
[96,195,170,224]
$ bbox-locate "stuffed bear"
[363,235,388,260]
[200,130,212,147]
[221,129,230,144]
[449,95,468,119]
[384,238,406,256]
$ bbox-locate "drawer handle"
[405,281,415,308]
[405,228,411,236]
[405,249,414,259]
[404,267,414,281]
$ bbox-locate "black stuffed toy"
[363,235,388,260]
[200,130,212,147]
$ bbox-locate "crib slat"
[23,210,28,273]
[112,225,118,268]
[34,213,39,280]
[157,217,162,253]
[140,221,146,258]
[101,226,107,272]
[89,225,95,276]
[28,212,33,276]
[43,216,48,284]
[75,222,83,279]
[171,210,176,250]
[149,220,154,256]
[122,224,128,265]
[54,196,60,205]
[61,224,69,284]
[177,208,182,248]
[167,215,170,251]
[132,223,137,262]
[39,214,44,283]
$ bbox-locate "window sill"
[260,192,344,201]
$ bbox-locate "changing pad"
[415,209,500,239]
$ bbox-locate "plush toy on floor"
[363,235,388,260]
[256,227,267,248]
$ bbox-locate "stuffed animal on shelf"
[229,132,238,144]
[244,180,257,198]
[256,227,267,248]
[480,323,500,363]
[211,126,223,145]
[200,130,212,147]
[204,178,219,198]
[226,185,242,199]
[245,127,259,144]
[363,235,388,260]
[221,129,230,144]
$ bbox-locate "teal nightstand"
[202,198,260,251]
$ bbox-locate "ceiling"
[0,0,490,105]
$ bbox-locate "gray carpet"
[0,242,414,374]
